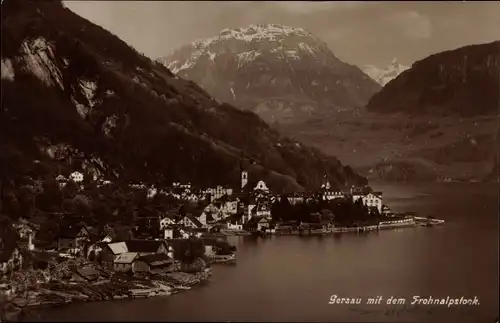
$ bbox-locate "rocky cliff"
[1,0,367,193]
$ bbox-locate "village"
[0,166,444,320]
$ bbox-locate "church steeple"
[321,174,331,190]
[239,152,248,191]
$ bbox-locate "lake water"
[25,183,499,322]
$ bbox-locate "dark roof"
[227,213,243,224]
[165,238,189,251]
[95,241,109,248]
[246,217,262,225]
[137,253,173,266]
[76,267,99,281]
[124,240,167,253]
[186,215,203,228]
[216,194,238,203]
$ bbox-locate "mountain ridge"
[366,41,500,117]
[1,0,367,193]
[158,23,381,125]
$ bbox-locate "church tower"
[241,169,248,190]
[321,174,331,190]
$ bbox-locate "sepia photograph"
[1,0,499,322]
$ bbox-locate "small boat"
[173,285,191,290]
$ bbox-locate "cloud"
[268,1,365,14]
[387,11,433,40]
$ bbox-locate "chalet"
[382,205,393,217]
[225,214,244,230]
[101,240,169,268]
[55,174,68,188]
[254,180,270,193]
[163,225,174,239]
[215,195,239,218]
[180,215,204,229]
[113,252,139,273]
[254,202,271,219]
[87,241,108,262]
[0,245,23,277]
[257,217,271,231]
[362,192,383,213]
[69,171,84,183]
[245,217,271,232]
[133,253,174,274]
[125,240,169,255]
[159,216,177,230]
[57,224,98,256]
[197,210,214,227]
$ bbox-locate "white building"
[164,226,174,239]
[147,187,157,199]
[160,217,176,230]
[241,170,248,190]
[55,174,68,188]
[227,221,243,231]
[362,192,383,214]
[207,186,233,202]
[69,171,84,183]
[254,180,270,193]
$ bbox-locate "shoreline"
[271,217,446,237]
[1,262,212,322]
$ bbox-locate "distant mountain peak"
[362,59,410,86]
[158,24,380,125]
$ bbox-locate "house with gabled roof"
[181,214,204,229]
[57,222,100,256]
[101,239,169,269]
[286,192,305,205]
[381,205,393,217]
[362,192,383,213]
[133,253,174,274]
[254,201,271,220]
[113,252,139,272]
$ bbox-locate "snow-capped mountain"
[362,58,410,86]
[158,24,380,125]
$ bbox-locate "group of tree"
[270,196,383,226]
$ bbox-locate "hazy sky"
[64,1,500,67]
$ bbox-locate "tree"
[37,179,62,211]
[173,237,205,264]
[320,209,334,222]
[62,180,79,199]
